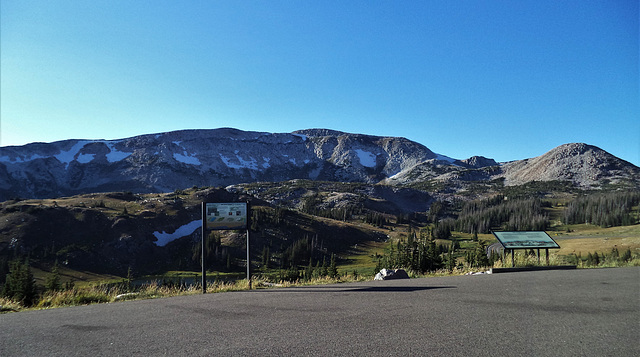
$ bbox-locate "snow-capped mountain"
[0,128,638,200]
[0,128,436,200]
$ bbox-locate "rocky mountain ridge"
[1,128,638,201]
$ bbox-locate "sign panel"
[493,231,560,249]
[205,202,248,230]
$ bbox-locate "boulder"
[374,268,410,280]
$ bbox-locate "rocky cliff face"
[0,129,638,201]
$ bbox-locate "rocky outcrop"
[374,268,410,280]
[455,156,498,168]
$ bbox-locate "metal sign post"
[245,201,251,289]
[202,202,207,293]
[246,228,251,289]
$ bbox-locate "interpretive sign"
[492,231,560,249]
[201,201,252,293]
[205,202,248,230]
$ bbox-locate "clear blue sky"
[2,0,638,165]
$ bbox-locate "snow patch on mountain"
[174,152,201,165]
[55,141,93,168]
[1,140,132,166]
[219,154,236,168]
[220,154,259,170]
[171,141,201,165]
[355,149,377,168]
[76,153,95,164]
[153,220,201,246]
[105,142,131,163]
[238,155,258,170]
[292,133,307,141]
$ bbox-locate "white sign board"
[205,202,248,230]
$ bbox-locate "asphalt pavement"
[1,267,639,356]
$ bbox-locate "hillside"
[1,128,638,201]
[0,187,387,278]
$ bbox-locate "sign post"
[201,202,249,293]
[246,227,251,290]
[201,202,206,293]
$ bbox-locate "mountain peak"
[455,156,498,168]
[500,142,638,188]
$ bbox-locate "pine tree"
[474,241,490,267]
[0,255,9,286]
[45,260,62,292]
[320,257,328,277]
[445,242,456,272]
[1,259,37,306]
[125,266,134,291]
[314,260,321,278]
[329,254,338,278]
[261,246,271,270]
[305,259,314,281]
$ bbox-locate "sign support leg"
[247,229,251,289]
[511,249,515,267]
[201,202,206,294]
[545,248,549,266]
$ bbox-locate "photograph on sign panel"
[205,203,247,230]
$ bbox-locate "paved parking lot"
[2,267,639,356]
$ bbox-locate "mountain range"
[1,128,638,201]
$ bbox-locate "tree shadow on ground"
[259,285,456,293]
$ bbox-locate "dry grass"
[490,252,567,268]
[553,236,640,256]
[2,274,370,313]
[0,296,23,313]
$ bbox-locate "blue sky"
[2,1,638,165]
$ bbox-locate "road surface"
[2,267,639,356]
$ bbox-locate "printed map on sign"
[492,231,560,249]
[205,203,247,230]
